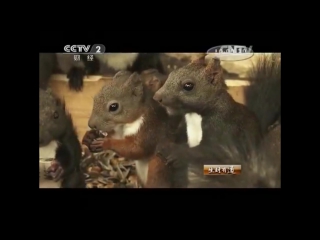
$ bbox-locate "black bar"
[37,32,282,52]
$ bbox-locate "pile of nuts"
[81,147,140,188]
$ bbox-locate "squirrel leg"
[144,155,171,188]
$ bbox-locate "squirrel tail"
[244,53,281,134]
[187,125,281,188]
[61,170,86,188]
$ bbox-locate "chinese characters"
[87,55,94,61]
[204,165,240,175]
[74,55,80,61]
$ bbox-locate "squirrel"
[153,55,270,187]
[55,53,164,92]
[81,70,179,188]
[39,53,57,90]
[39,88,85,188]
[154,53,281,187]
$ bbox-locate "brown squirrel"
[82,70,177,188]
[154,54,281,187]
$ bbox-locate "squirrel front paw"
[90,138,107,152]
[82,130,100,151]
[156,143,182,168]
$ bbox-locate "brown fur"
[145,155,171,188]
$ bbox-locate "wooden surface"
[49,78,246,142]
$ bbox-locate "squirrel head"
[39,88,69,146]
[153,56,227,115]
[88,71,146,133]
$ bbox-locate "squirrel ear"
[126,72,142,86]
[113,70,131,84]
[125,72,143,96]
[206,57,223,84]
[190,54,207,65]
[149,76,160,86]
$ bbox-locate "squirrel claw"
[90,138,105,152]
[156,152,176,167]
[82,130,100,149]
[52,167,64,181]
[47,160,64,181]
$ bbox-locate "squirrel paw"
[156,143,184,168]
[67,67,85,92]
[82,130,100,149]
[156,143,177,166]
[47,160,64,181]
[90,138,106,152]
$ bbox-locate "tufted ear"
[113,70,132,84]
[125,72,143,97]
[190,54,206,65]
[205,57,224,84]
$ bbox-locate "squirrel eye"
[183,83,194,91]
[53,111,59,119]
[109,103,119,112]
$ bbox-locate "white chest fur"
[185,113,203,148]
[39,141,59,158]
[112,115,144,139]
[109,115,148,185]
[96,53,139,71]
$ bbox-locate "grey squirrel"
[55,53,165,92]
[153,54,280,188]
[39,53,57,90]
[81,70,179,187]
[39,88,85,188]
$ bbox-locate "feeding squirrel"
[39,88,85,188]
[82,70,178,187]
[154,56,280,187]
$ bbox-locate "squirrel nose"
[153,92,162,103]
